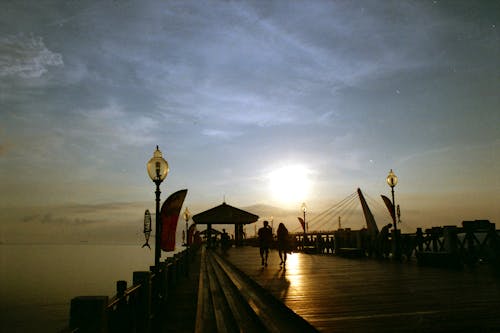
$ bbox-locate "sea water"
[0,243,182,332]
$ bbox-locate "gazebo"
[192,202,259,247]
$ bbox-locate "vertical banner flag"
[160,189,188,251]
[298,217,306,232]
[381,195,396,223]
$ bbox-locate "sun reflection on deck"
[283,253,303,288]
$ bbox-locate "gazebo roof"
[192,202,259,225]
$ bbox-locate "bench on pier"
[196,247,319,333]
[336,247,365,258]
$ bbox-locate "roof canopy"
[192,202,259,225]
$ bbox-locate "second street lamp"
[147,145,169,269]
[301,202,307,233]
[386,169,398,231]
[386,169,400,260]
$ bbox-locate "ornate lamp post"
[301,202,307,233]
[386,169,400,260]
[386,169,398,231]
[183,207,191,247]
[147,145,169,269]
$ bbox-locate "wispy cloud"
[22,213,98,225]
[202,129,242,140]
[69,101,158,148]
[0,34,63,78]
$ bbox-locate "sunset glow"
[268,165,312,207]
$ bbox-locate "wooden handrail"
[106,284,141,309]
[66,245,200,333]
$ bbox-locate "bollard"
[70,296,109,333]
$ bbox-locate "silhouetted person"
[221,229,230,254]
[377,223,392,258]
[258,220,273,266]
[277,223,289,266]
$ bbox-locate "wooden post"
[185,247,190,277]
[70,296,109,333]
[443,226,458,253]
[111,280,131,333]
[391,229,401,260]
[333,231,341,254]
[431,228,439,252]
[157,261,167,305]
[116,280,127,297]
[416,228,424,253]
[133,271,152,333]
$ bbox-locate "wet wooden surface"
[224,246,500,333]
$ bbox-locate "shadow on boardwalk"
[225,246,500,333]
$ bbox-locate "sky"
[0,0,499,244]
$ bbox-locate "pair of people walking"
[258,220,290,267]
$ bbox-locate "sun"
[268,165,311,207]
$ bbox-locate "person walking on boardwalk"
[220,228,230,255]
[258,220,273,266]
[377,223,392,258]
[277,223,289,266]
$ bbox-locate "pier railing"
[63,244,199,333]
[246,220,499,269]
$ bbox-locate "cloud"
[0,34,63,78]
[21,213,97,225]
[68,101,159,148]
[202,129,242,140]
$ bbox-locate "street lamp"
[147,145,169,269]
[386,169,398,231]
[386,169,401,260]
[301,202,307,233]
[183,207,191,247]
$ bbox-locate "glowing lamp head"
[147,145,169,182]
[301,202,307,213]
[386,169,398,188]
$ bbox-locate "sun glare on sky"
[268,165,311,207]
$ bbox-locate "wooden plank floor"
[224,246,500,333]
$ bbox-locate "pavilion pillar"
[234,224,244,246]
[207,223,212,248]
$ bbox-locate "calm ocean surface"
[0,243,181,332]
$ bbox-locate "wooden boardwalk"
[224,246,500,333]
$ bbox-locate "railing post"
[70,296,109,333]
[157,261,167,305]
[133,271,152,333]
[431,228,440,252]
[117,280,127,297]
[416,228,424,253]
[391,229,401,260]
[443,226,458,254]
[110,280,131,333]
[185,248,190,277]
